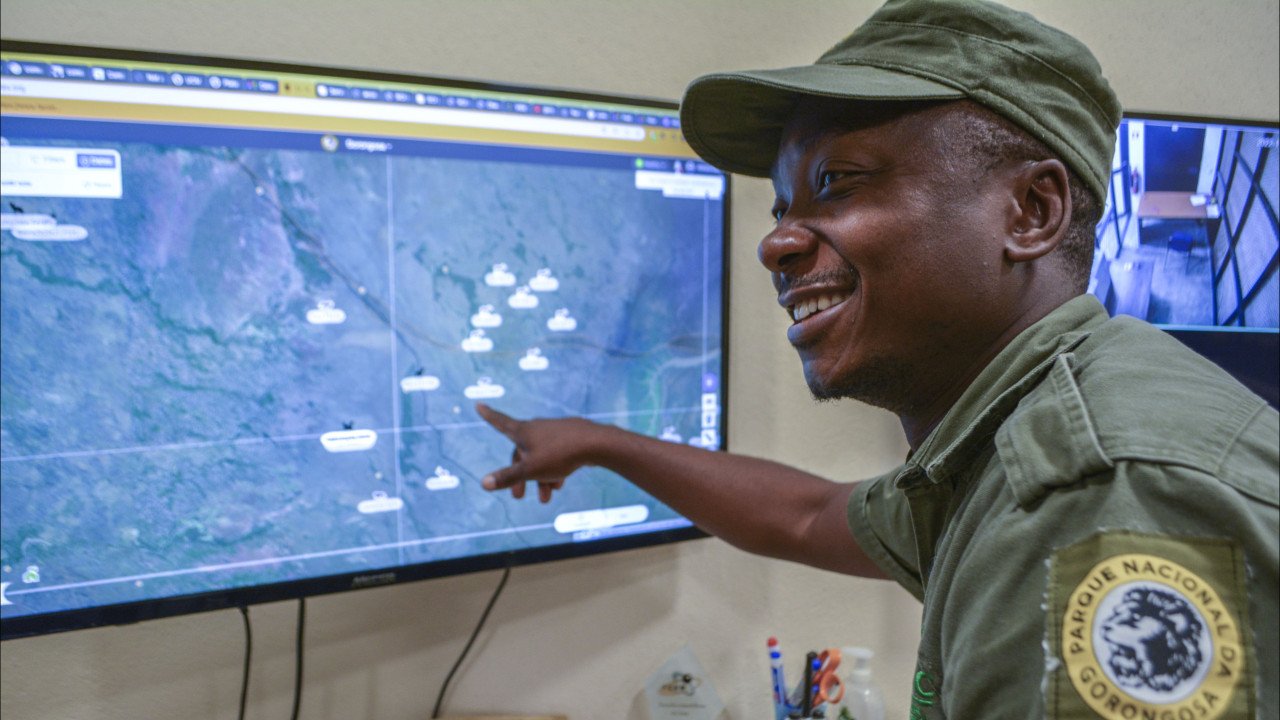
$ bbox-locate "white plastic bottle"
[831,647,885,720]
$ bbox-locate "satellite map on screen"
[0,136,722,615]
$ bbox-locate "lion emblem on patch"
[1060,550,1246,720]
[1098,586,1205,693]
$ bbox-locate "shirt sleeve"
[936,460,1278,720]
[846,469,925,600]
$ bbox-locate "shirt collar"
[895,295,1110,489]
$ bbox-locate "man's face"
[761,101,1011,414]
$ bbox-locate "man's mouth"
[788,291,852,323]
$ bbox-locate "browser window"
[0,45,727,637]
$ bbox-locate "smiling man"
[760,97,1091,445]
[477,1,1279,717]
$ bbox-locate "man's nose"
[758,222,818,273]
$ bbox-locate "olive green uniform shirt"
[847,295,1278,719]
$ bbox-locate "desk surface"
[1137,191,1210,219]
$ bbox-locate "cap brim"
[680,64,965,177]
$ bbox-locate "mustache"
[775,266,857,294]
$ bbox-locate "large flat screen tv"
[0,42,728,639]
[1088,112,1278,406]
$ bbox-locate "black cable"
[238,606,252,720]
[290,597,306,720]
[431,565,512,719]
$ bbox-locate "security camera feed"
[1089,117,1278,330]
[0,47,725,634]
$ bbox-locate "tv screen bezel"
[0,39,727,640]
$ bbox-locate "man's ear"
[1005,159,1071,263]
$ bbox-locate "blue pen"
[767,637,790,719]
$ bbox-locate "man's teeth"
[790,292,851,322]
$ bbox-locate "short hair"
[937,100,1101,292]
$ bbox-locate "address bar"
[1,78,648,142]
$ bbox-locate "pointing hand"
[475,403,602,503]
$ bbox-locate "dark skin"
[477,99,1077,578]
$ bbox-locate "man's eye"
[819,171,844,189]
[771,206,786,222]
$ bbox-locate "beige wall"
[1,2,1275,719]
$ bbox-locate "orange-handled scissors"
[812,648,845,705]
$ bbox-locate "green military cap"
[680,0,1122,203]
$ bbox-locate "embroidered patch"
[1048,533,1255,719]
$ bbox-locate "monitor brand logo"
[351,572,397,589]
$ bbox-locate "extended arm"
[476,404,886,579]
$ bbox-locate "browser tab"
[6,61,51,77]
[317,83,348,98]
[252,79,278,93]
[133,70,168,85]
[355,87,379,101]
[103,68,130,83]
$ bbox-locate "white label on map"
[553,504,649,534]
[470,304,502,328]
[547,308,577,332]
[10,224,89,242]
[320,429,378,453]
[400,375,441,393]
[463,378,505,400]
[306,300,347,325]
[357,491,403,514]
[425,467,461,491]
[0,213,56,230]
[461,329,494,353]
[528,268,559,292]
[519,348,549,371]
[484,263,516,287]
[508,286,539,309]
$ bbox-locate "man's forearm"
[585,424,886,578]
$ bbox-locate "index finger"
[475,403,520,438]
